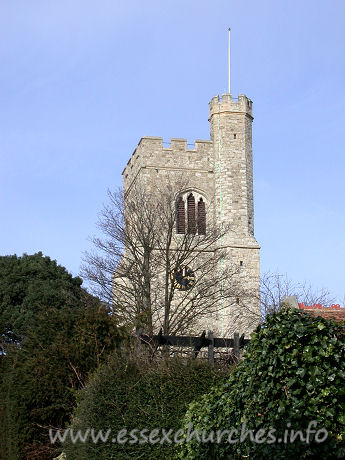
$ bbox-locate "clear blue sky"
[1,0,344,302]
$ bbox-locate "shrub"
[178,309,345,459]
[63,354,230,459]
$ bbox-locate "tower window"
[197,198,206,235]
[236,297,240,305]
[240,261,243,267]
[233,133,237,139]
[176,197,185,234]
[187,194,196,234]
[176,192,206,235]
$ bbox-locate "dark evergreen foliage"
[0,252,124,460]
[0,252,83,350]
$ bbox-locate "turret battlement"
[209,93,253,119]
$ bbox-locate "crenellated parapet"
[209,93,253,120]
[122,136,213,192]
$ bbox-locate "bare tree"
[260,271,335,318]
[81,181,245,335]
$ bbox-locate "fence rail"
[139,329,250,364]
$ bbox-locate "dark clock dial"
[171,265,195,290]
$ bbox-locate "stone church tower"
[122,93,260,336]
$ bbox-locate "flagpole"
[228,27,231,94]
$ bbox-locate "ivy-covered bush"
[63,354,230,459]
[178,309,345,459]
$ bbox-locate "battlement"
[122,136,213,176]
[209,93,253,119]
[140,136,212,152]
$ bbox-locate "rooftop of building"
[298,303,345,322]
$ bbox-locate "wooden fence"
[139,330,250,364]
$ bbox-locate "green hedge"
[63,354,230,459]
[178,309,345,459]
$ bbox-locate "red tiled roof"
[298,303,345,322]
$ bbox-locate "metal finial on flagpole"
[228,28,231,94]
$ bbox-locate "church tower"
[121,93,261,336]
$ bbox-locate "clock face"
[171,265,195,290]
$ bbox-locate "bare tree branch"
[260,270,335,317]
[81,181,250,335]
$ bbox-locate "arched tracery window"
[176,192,206,235]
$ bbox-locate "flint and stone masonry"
[122,93,261,336]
